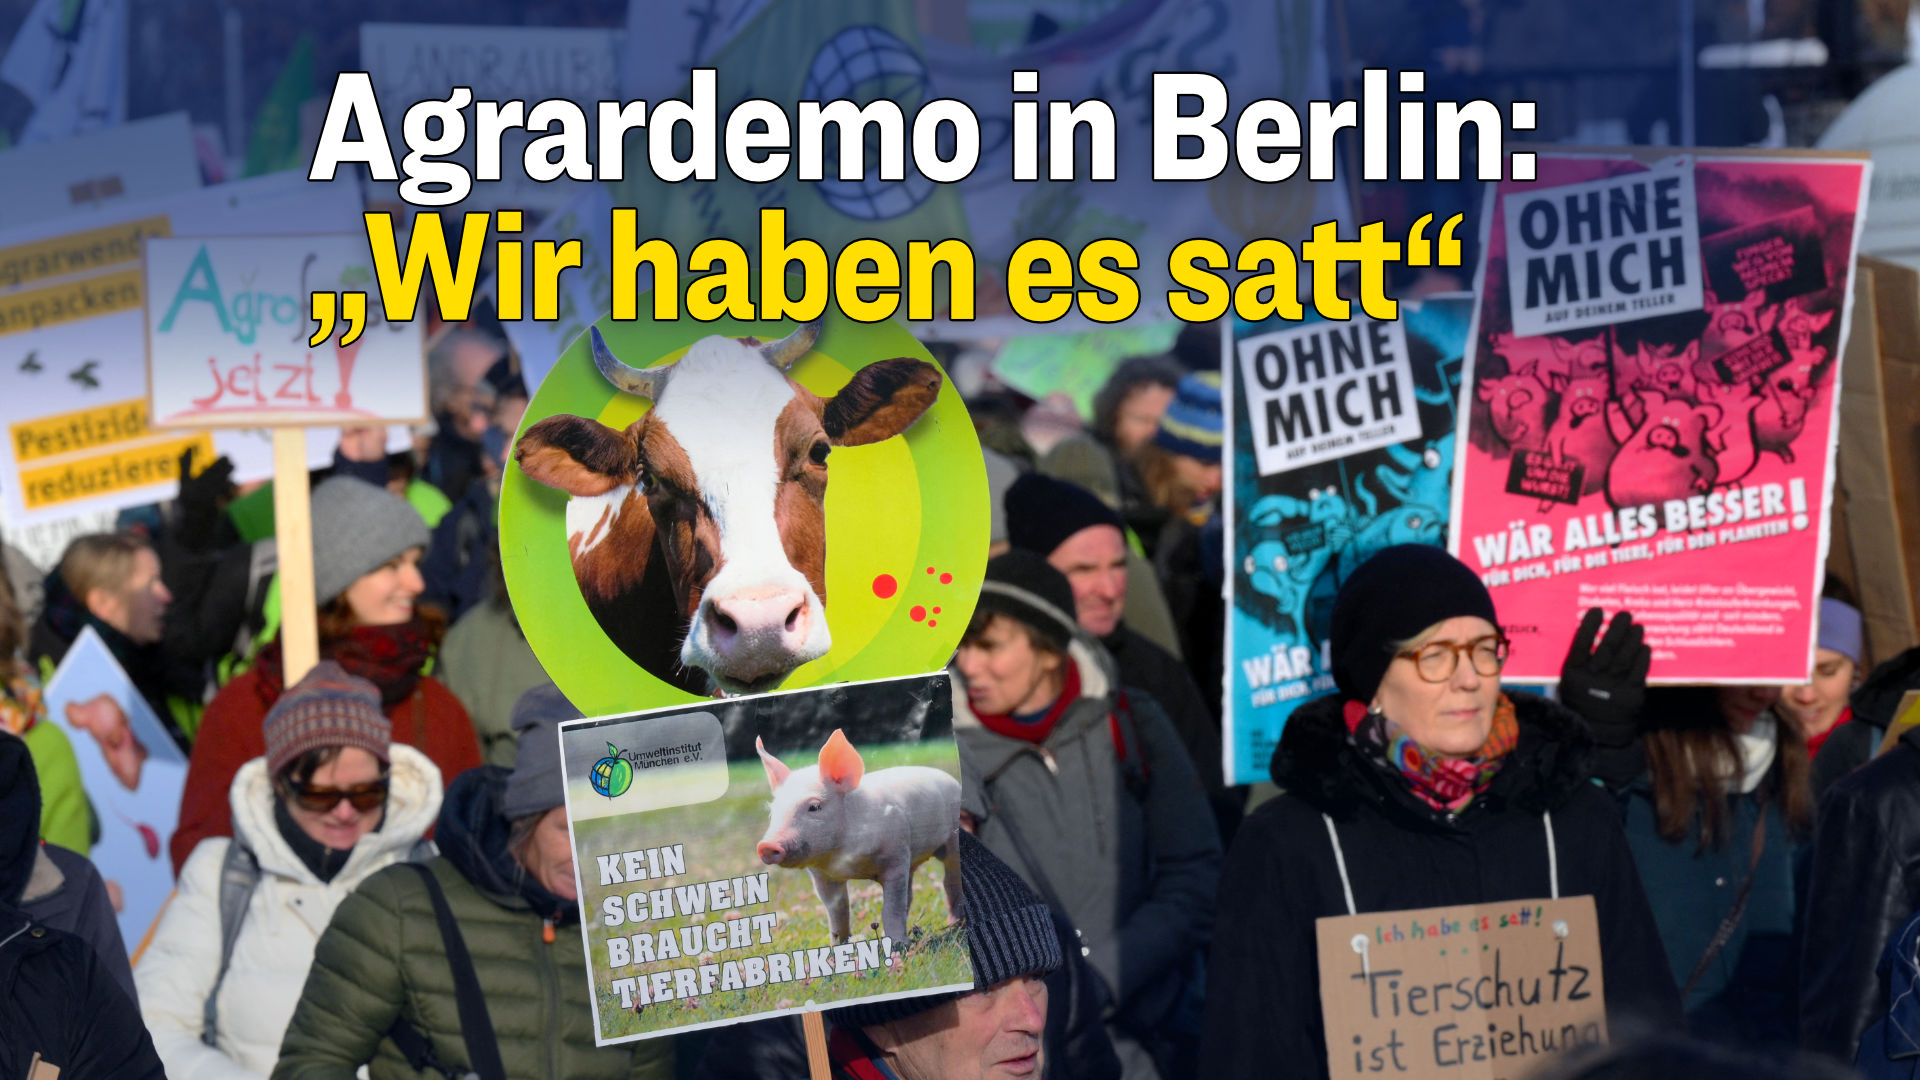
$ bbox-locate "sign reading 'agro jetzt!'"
[143,234,425,429]
[1315,896,1607,1079]
[1237,316,1420,475]
[1503,159,1704,338]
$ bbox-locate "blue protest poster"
[43,625,188,946]
[1223,295,1475,785]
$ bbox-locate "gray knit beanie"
[503,682,582,820]
[829,830,1061,1030]
[310,476,431,606]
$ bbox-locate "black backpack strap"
[397,862,507,1080]
[203,840,261,1046]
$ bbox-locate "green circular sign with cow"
[500,302,987,716]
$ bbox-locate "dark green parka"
[273,766,673,1080]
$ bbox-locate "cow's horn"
[591,327,669,399]
[760,320,821,371]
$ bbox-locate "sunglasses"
[281,776,390,814]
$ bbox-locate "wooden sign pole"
[802,1012,831,1079]
[272,427,319,685]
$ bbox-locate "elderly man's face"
[870,975,1047,1080]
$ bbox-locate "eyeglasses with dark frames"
[1394,634,1511,683]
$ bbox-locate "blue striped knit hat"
[263,661,391,776]
[1152,371,1223,463]
[829,830,1061,1029]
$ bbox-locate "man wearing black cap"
[1003,472,1238,835]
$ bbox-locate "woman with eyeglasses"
[1198,545,1681,1079]
[136,662,442,1080]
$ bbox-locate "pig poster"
[1450,150,1871,684]
[559,670,973,1043]
[42,626,187,947]
[1224,295,1475,785]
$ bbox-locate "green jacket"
[274,811,673,1079]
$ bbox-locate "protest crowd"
[6,1,1920,1079]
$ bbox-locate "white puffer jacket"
[135,744,443,1080]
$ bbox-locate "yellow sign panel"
[0,268,145,336]
[17,432,213,511]
[11,398,152,463]
[0,215,170,290]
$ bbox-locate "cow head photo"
[514,321,943,696]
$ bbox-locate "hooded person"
[173,476,483,875]
[137,662,443,1079]
[1004,471,1239,839]
[273,682,674,1080]
[0,730,130,1002]
[953,551,1220,1080]
[1198,546,1680,1079]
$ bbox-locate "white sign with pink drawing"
[142,234,426,429]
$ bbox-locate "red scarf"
[253,620,435,707]
[1805,706,1849,758]
[974,661,1082,744]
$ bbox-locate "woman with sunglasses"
[171,475,483,876]
[136,662,442,1080]
[1198,545,1681,1079]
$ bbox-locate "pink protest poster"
[1449,150,1871,684]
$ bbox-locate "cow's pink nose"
[706,587,811,653]
[757,842,783,863]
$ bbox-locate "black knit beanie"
[1004,473,1124,557]
[976,550,1080,652]
[1331,545,1499,703]
[830,830,1061,1029]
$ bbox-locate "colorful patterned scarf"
[1346,694,1521,812]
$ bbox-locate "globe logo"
[591,744,633,799]
[800,25,935,221]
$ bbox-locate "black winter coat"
[1811,644,1920,800]
[1799,726,1920,1060]
[0,903,165,1080]
[692,908,1122,1080]
[1198,693,1681,1079]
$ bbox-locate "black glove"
[174,447,236,553]
[1559,606,1650,749]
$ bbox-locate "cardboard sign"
[43,626,187,948]
[1876,690,1920,756]
[1836,257,1920,662]
[498,303,987,718]
[1451,150,1872,684]
[1224,296,1473,785]
[0,172,375,526]
[1316,896,1607,1079]
[0,112,199,223]
[560,672,973,1043]
[143,234,427,429]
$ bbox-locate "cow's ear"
[756,736,790,790]
[817,729,864,791]
[515,415,640,496]
[823,359,942,447]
